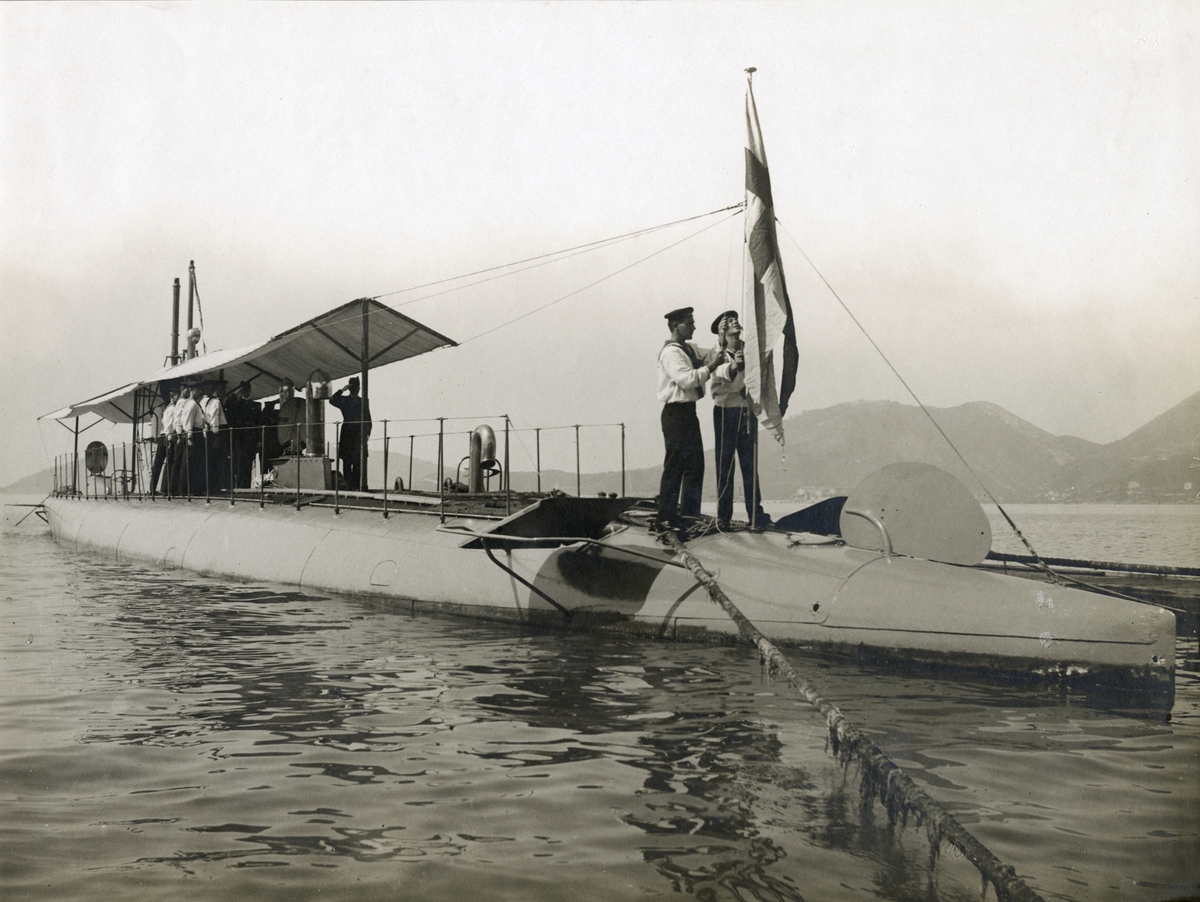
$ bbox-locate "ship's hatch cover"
[840,462,991,566]
[459,496,638,550]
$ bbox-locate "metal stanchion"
[204,433,211,504]
[408,435,413,492]
[536,428,541,493]
[438,418,445,524]
[333,422,340,516]
[621,423,626,497]
[504,415,511,516]
[575,425,581,497]
[383,424,389,520]
[259,425,266,509]
[229,427,235,506]
[295,453,301,512]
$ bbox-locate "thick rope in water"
[665,532,1045,902]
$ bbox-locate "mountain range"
[8,390,1199,503]
[523,389,1200,504]
[748,390,1200,503]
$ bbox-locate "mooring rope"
[664,531,1046,902]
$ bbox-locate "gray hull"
[44,495,1176,702]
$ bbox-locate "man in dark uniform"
[330,376,371,490]
[655,307,718,538]
[223,381,261,489]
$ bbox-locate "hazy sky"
[2,1,1197,485]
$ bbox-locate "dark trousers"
[208,430,229,493]
[659,402,704,525]
[185,429,206,496]
[713,405,764,523]
[150,436,168,495]
[229,428,258,489]
[164,439,180,496]
[340,432,362,491]
[170,436,189,495]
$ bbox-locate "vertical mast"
[171,278,181,364]
[187,260,196,358]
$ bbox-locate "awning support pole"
[360,297,370,492]
[259,425,266,509]
[72,417,79,495]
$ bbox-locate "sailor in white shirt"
[708,311,768,529]
[151,388,180,496]
[197,382,229,492]
[656,306,719,535]
[173,386,206,495]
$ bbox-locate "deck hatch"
[459,496,637,550]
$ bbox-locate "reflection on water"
[1,529,1198,902]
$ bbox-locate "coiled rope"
[664,531,1046,902]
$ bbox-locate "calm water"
[1,499,1198,901]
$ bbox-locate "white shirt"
[200,396,227,433]
[160,400,179,436]
[709,351,748,409]
[656,341,718,404]
[174,397,205,433]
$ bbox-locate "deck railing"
[50,414,632,514]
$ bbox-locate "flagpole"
[746,66,759,529]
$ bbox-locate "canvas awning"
[42,298,456,423]
[40,382,144,425]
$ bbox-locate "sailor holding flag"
[654,70,797,541]
[710,311,769,529]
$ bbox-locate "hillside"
[1056,389,1200,502]
[619,394,1200,504]
[767,393,1200,503]
[1,470,53,495]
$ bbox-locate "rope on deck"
[665,532,1046,902]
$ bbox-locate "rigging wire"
[374,203,746,305]
[154,206,745,389]
[458,208,743,345]
[775,217,1061,583]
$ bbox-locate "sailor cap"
[711,310,739,334]
[664,306,694,324]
